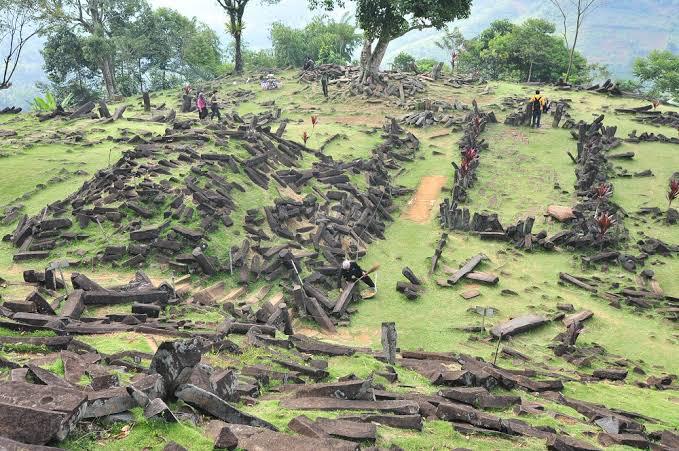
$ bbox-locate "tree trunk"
[565,20,581,82]
[527,60,534,83]
[100,57,116,99]
[359,37,390,84]
[234,29,244,74]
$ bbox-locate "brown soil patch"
[332,115,383,127]
[295,324,377,347]
[403,176,448,224]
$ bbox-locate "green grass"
[1,70,678,450]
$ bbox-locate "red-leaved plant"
[463,146,478,162]
[311,115,319,128]
[593,182,612,202]
[596,212,616,239]
[668,178,679,208]
[302,131,309,145]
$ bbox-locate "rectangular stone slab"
[0,402,66,445]
[314,418,376,441]
[175,384,277,430]
[61,289,85,319]
[231,426,358,451]
[0,435,64,450]
[289,335,360,356]
[339,414,423,431]
[563,310,593,327]
[448,254,486,284]
[490,314,548,338]
[83,290,169,305]
[288,380,372,400]
[436,402,503,431]
[280,397,420,415]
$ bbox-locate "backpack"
[532,96,542,111]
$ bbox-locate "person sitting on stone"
[341,259,375,289]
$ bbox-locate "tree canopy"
[309,0,472,79]
[270,15,361,67]
[39,1,223,102]
[633,50,679,99]
[459,18,588,83]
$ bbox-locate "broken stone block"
[547,435,601,451]
[280,397,419,415]
[315,418,377,441]
[490,314,548,338]
[0,381,87,444]
[144,398,178,422]
[205,420,239,449]
[149,339,203,396]
[592,368,628,381]
[547,205,575,222]
[175,384,277,430]
[61,290,85,319]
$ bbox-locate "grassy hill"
[0,70,678,450]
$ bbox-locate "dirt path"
[402,176,448,224]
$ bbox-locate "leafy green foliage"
[39,1,224,100]
[460,18,588,83]
[30,92,73,111]
[270,15,361,68]
[309,0,472,72]
[633,50,679,99]
[392,52,416,72]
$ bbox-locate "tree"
[392,52,416,72]
[40,4,222,99]
[435,26,465,71]
[270,15,361,68]
[216,0,280,74]
[0,0,42,90]
[39,0,149,97]
[41,25,101,103]
[633,50,679,99]
[459,18,588,83]
[310,0,472,83]
[548,0,606,82]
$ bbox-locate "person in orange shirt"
[529,90,547,128]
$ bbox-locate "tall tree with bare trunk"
[216,0,280,74]
[548,0,605,82]
[0,0,42,90]
[39,0,148,98]
[309,0,472,84]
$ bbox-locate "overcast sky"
[149,0,353,49]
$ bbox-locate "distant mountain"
[2,0,676,109]
[384,0,678,79]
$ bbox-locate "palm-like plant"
[30,92,73,112]
[596,211,616,239]
[592,182,612,203]
[668,179,679,208]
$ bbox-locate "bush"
[415,58,439,73]
[392,52,416,72]
[616,79,645,94]
[244,49,278,70]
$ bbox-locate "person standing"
[210,90,221,121]
[529,90,546,128]
[196,92,207,120]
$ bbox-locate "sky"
[149,0,353,49]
